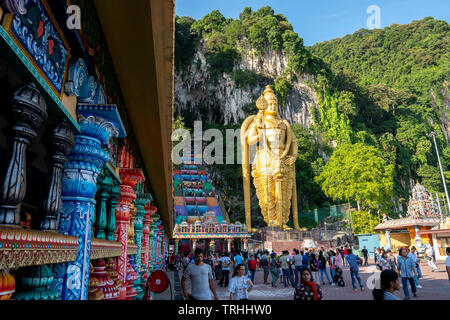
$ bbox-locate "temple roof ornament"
[375,182,441,230]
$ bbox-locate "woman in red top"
[294,269,323,301]
[247,255,257,284]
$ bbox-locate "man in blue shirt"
[345,249,365,291]
[397,248,418,300]
[234,251,243,267]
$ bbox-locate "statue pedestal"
[252,227,331,253]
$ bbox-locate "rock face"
[174,41,317,128]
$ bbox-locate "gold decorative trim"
[90,238,122,260]
[127,244,137,255]
[0,227,79,269]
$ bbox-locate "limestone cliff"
[174,41,317,128]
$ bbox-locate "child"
[333,267,345,287]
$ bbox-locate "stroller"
[333,267,345,287]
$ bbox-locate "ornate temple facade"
[0,0,174,300]
[375,183,442,250]
[172,153,250,253]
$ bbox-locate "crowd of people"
[175,244,450,301]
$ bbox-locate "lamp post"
[428,131,450,214]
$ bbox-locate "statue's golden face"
[265,97,278,116]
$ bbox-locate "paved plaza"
[178,258,450,300]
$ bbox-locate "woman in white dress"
[229,264,253,300]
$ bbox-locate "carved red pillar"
[143,204,157,271]
[115,168,144,288]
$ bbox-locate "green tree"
[316,143,395,210]
[351,210,382,234]
[274,76,292,107]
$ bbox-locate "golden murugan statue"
[241,86,300,232]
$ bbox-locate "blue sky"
[175,0,450,46]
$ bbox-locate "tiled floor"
[178,259,450,300]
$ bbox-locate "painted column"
[56,105,123,300]
[115,168,144,285]
[192,239,197,251]
[40,121,74,230]
[414,226,422,247]
[106,185,120,241]
[227,239,232,252]
[0,83,48,226]
[94,170,112,239]
[142,204,154,273]
[133,185,151,300]
[385,229,392,250]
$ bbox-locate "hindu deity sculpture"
[241,86,300,231]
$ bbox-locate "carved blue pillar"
[132,184,151,300]
[55,105,125,300]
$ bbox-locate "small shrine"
[375,183,442,249]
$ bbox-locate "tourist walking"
[247,255,257,283]
[387,249,397,271]
[397,247,418,300]
[425,245,439,272]
[294,268,323,301]
[229,264,253,300]
[270,253,280,287]
[408,246,422,288]
[182,253,190,271]
[219,252,232,288]
[318,251,333,285]
[233,251,243,268]
[345,249,365,291]
[372,270,402,300]
[260,250,270,285]
[293,249,303,286]
[329,251,337,285]
[181,248,219,300]
[309,253,319,282]
[280,251,295,288]
[301,250,309,272]
[361,246,369,266]
[379,252,391,271]
[213,253,221,281]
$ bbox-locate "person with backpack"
[345,249,365,292]
[260,251,270,285]
[247,255,257,284]
[270,253,280,287]
[219,252,232,288]
[292,249,303,286]
[279,250,295,288]
[361,246,369,266]
[318,251,333,285]
[294,268,323,301]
